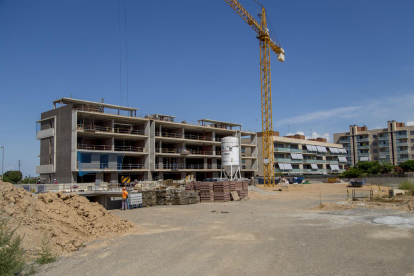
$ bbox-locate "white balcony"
[36,164,54,174]
[37,128,55,140]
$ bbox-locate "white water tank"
[221,136,240,178]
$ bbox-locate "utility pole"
[18,160,21,172]
[0,146,3,182]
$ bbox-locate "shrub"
[0,215,26,276]
[36,233,56,264]
[340,167,363,178]
[398,180,414,191]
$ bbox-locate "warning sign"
[121,176,131,184]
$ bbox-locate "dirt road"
[37,183,414,275]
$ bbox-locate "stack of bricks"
[172,191,190,205]
[238,181,249,199]
[185,181,196,191]
[188,191,199,204]
[142,191,157,207]
[197,182,214,202]
[156,190,173,205]
[213,181,231,202]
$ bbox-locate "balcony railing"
[358,152,370,156]
[274,158,302,163]
[395,134,408,139]
[378,143,389,148]
[357,137,370,142]
[154,164,206,170]
[78,124,145,136]
[397,150,409,154]
[274,147,302,152]
[303,159,326,163]
[339,139,350,143]
[396,142,409,146]
[78,144,112,151]
[118,164,146,170]
[155,132,184,139]
[378,136,389,140]
[357,145,370,149]
[302,150,317,154]
[114,146,145,152]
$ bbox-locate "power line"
[118,0,123,106]
[124,0,129,106]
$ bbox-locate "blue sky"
[1,0,413,177]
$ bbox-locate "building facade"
[257,132,347,176]
[333,121,414,166]
[36,98,258,184]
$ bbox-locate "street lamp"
[0,146,3,182]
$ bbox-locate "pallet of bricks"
[141,191,157,207]
[229,181,249,199]
[129,192,143,209]
[213,181,231,202]
[156,190,173,205]
[194,182,214,203]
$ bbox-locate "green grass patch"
[398,180,414,191]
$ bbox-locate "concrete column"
[212,158,217,169]
[204,158,207,169]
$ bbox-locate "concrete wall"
[41,104,74,183]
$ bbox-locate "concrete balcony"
[36,164,54,174]
[274,158,302,163]
[357,145,370,149]
[357,138,370,142]
[396,142,409,146]
[378,143,389,148]
[378,136,388,140]
[303,159,326,163]
[36,128,54,140]
[339,139,350,143]
[396,134,408,139]
[358,152,370,156]
[274,147,302,153]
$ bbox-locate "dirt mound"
[0,181,134,259]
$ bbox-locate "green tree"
[380,160,395,174]
[2,171,22,184]
[355,161,381,174]
[340,167,363,178]
[399,160,414,172]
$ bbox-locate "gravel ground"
[36,190,414,276]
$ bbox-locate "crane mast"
[223,0,284,187]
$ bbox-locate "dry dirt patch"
[0,181,134,259]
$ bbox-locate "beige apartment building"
[36,98,258,184]
[333,120,414,166]
[256,132,348,176]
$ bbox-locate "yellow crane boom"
[224,0,285,187]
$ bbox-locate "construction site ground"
[37,182,414,276]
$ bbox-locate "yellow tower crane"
[223,0,285,187]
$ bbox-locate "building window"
[411,131,414,135]
[241,148,245,153]
[373,135,377,138]
[412,155,414,159]
[411,139,414,143]
[373,142,377,146]
[373,149,378,153]
[374,156,378,160]
[242,159,245,163]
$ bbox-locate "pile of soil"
[0,181,134,259]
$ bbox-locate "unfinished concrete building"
[334,121,414,166]
[256,132,347,176]
[36,98,258,184]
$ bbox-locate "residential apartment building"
[257,132,347,176]
[333,120,414,166]
[36,98,258,184]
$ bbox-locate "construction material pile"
[186,181,249,202]
[156,190,174,205]
[141,191,157,207]
[0,181,134,258]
